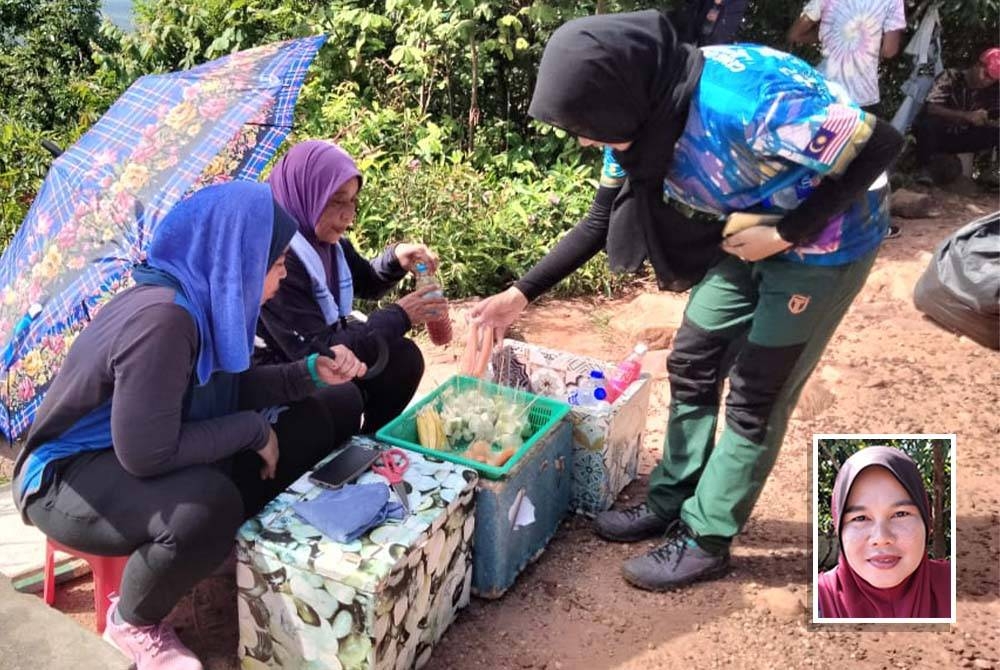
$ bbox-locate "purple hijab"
[267,140,361,318]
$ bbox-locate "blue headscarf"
[132,182,297,385]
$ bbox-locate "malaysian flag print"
[802,104,863,166]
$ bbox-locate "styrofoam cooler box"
[235,436,477,670]
[470,419,572,598]
[491,339,653,515]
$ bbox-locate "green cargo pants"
[645,250,878,552]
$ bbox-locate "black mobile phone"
[309,443,380,490]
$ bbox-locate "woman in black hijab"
[472,10,903,591]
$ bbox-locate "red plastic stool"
[42,537,129,633]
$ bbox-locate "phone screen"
[309,444,380,490]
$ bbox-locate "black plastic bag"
[913,212,999,349]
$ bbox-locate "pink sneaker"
[103,595,203,670]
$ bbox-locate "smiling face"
[840,465,927,589]
[313,177,360,245]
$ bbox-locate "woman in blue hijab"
[12,182,366,670]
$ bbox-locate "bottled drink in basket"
[606,342,648,403]
[414,262,453,346]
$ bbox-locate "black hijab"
[529,10,725,291]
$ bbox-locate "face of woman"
[314,177,360,245]
[577,136,633,152]
[261,252,287,304]
[841,466,926,589]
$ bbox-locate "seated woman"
[11,182,367,669]
[817,446,951,619]
[260,140,446,433]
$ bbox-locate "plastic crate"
[376,374,570,480]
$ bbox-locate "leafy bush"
[2,0,998,298]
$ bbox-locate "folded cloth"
[293,483,405,543]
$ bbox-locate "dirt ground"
[25,187,1000,669]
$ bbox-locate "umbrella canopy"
[0,35,327,439]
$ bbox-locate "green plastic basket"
[376,375,571,479]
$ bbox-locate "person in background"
[12,182,367,669]
[913,47,1000,185]
[671,0,749,46]
[260,141,446,434]
[817,446,951,619]
[788,0,906,116]
[472,11,903,592]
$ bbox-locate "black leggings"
[23,385,363,626]
[914,115,1000,164]
[354,336,424,434]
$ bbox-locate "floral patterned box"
[491,340,652,516]
[236,436,478,670]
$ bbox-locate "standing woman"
[12,182,366,669]
[472,11,903,591]
[817,446,951,619]
[260,141,446,434]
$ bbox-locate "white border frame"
[812,433,957,624]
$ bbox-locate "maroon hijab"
[817,446,951,618]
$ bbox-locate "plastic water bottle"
[606,342,648,404]
[568,370,609,406]
[414,262,452,346]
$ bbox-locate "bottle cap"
[415,262,428,273]
[589,370,606,379]
[634,342,648,355]
[593,387,607,401]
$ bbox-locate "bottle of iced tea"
[414,262,453,346]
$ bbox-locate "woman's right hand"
[257,428,279,480]
[396,283,449,325]
[469,286,528,342]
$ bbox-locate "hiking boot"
[103,595,203,670]
[593,502,672,542]
[621,521,730,592]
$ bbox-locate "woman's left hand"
[315,346,367,384]
[394,243,438,273]
[721,224,793,262]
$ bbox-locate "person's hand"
[315,346,367,384]
[966,109,990,126]
[469,286,529,343]
[257,428,279,480]
[721,224,793,262]
[394,243,438,274]
[396,283,449,325]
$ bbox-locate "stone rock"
[755,587,806,620]
[609,293,684,351]
[890,188,934,219]
[945,175,981,197]
[973,660,994,670]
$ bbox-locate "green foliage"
[1,0,999,296]
[816,438,953,569]
[0,0,117,129]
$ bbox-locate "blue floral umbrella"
[0,35,327,439]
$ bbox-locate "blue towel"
[293,483,405,543]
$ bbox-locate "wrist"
[305,353,329,388]
[506,286,529,308]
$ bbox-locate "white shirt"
[804,0,906,106]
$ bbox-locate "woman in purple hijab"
[261,140,445,433]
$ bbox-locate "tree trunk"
[468,35,479,153]
[933,441,946,558]
[597,0,606,15]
